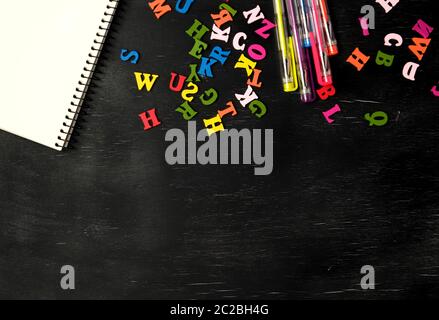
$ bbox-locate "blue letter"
[175,0,195,14]
[120,49,140,64]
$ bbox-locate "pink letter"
[412,19,434,39]
[323,104,341,124]
[359,17,370,36]
[402,62,420,81]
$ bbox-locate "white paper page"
[0,0,112,150]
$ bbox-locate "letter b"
[317,85,336,100]
[375,50,394,67]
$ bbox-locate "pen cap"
[318,0,338,56]
[299,48,316,103]
[295,0,312,48]
[328,44,338,56]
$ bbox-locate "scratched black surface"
[0,0,438,300]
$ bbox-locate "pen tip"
[327,45,338,56]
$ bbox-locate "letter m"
[220,129,252,165]
[148,0,172,19]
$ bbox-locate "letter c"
[233,32,247,51]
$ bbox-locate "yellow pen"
[273,0,298,92]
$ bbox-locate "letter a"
[60,265,75,290]
[360,5,375,30]
[360,265,375,290]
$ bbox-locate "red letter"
[316,85,336,101]
[139,108,161,130]
[169,72,187,92]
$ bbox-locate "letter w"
[409,37,431,61]
[134,72,159,92]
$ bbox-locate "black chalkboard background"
[0,0,438,299]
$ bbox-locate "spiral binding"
[56,0,119,150]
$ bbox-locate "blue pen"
[296,0,312,48]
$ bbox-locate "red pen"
[318,0,338,56]
[308,0,332,86]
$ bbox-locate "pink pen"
[308,0,332,86]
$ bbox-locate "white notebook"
[0,0,119,151]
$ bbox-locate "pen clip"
[288,36,299,92]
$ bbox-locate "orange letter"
[148,0,172,19]
[346,48,370,71]
[247,69,263,88]
[211,9,233,29]
[409,37,431,61]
